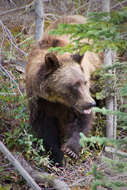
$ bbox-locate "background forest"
[0,0,127,190]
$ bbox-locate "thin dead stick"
[0,7,26,17]
[0,62,23,96]
[105,146,127,157]
[0,141,41,190]
[111,0,127,9]
[0,92,16,96]
[0,2,33,17]
[0,20,27,56]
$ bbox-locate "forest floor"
[0,150,95,190]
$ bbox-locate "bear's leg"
[41,116,64,166]
[62,131,81,159]
[29,98,64,166]
[62,112,93,159]
[33,113,64,166]
[32,114,64,166]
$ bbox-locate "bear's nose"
[87,101,96,108]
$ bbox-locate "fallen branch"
[0,92,16,96]
[16,154,70,190]
[11,59,27,73]
[0,2,33,17]
[0,141,41,190]
[0,141,70,190]
[105,146,127,157]
[111,0,127,9]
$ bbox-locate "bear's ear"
[72,54,83,64]
[45,53,60,72]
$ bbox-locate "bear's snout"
[81,101,96,114]
[74,100,96,114]
[82,100,96,109]
[85,101,96,109]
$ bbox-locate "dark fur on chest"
[29,97,93,165]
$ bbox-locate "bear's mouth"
[72,103,94,115]
[73,107,92,115]
[83,108,92,114]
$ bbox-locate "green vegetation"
[49,8,127,54]
[0,67,49,168]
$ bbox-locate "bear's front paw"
[62,145,78,160]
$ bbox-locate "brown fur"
[26,15,102,166]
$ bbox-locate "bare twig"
[111,0,127,9]
[18,36,33,46]
[72,3,88,14]
[0,2,34,17]
[0,7,27,17]
[71,176,89,187]
[105,146,127,157]
[0,20,27,57]
[0,58,23,96]
[0,92,16,96]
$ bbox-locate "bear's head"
[39,52,96,114]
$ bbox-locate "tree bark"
[104,49,114,139]
[102,0,110,12]
[102,0,117,139]
[34,0,44,42]
[112,51,117,140]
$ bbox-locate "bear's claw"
[62,147,78,160]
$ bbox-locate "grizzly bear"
[26,15,102,166]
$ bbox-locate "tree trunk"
[102,0,110,12]
[104,50,114,139]
[102,0,117,139]
[34,0,44,42]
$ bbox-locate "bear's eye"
[75,81,81,87]
[67,82,79,93]
[84,81,87,85]
[72,81,81,92]
[72,86,79,94]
